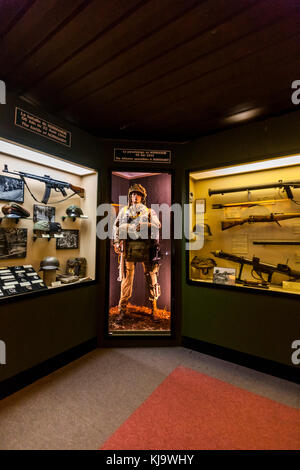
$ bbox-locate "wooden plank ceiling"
[1,0,300,142]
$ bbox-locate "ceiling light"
[224,108,262,124]
[191,154,300,180]
[0,137,96,176]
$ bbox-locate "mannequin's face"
[131,192,142,204]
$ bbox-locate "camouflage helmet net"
[128,184,147,205]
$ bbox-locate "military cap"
[2,204,30,218]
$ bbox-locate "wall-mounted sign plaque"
[15,107,71,147]
[114,148,171,163]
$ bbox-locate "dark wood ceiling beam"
[0,0,36,38]
[60,13,300,130]
[164,92,297,142]
[1,0,91,80]
[108,12,300,118]
[5,0,146,93]
[128,56,300,137]
[50,0,261,112]
[73,35,300,138]
[100,90,296,142]
[109,25,300,128]
[25,0,202,108]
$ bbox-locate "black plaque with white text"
[15,107,71,147]
[114,148,171,163]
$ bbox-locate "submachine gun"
[211,250,300,285]
[3,165,85,204]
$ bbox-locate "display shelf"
[0,138,98,299]
[188,154,300,297]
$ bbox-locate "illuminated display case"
[108,171,172,336]
[0,138,98,299]
[188,154,300,296]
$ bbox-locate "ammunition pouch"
[124,239,161,263]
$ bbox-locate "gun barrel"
[3,165,71,187]
[212,199,290,209]
[208,180,300,197]
[253,241,300,245]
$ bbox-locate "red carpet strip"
[100,366,300,450]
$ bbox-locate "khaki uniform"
[113,201,161,314]
[119,260,160,310]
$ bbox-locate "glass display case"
[0,138,98,298]
[188,154,300,296]
[108,170,172,335]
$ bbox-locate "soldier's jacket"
[113,203,161,243]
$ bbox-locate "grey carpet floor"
[0,346,299,450]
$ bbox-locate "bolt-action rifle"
[221,212,300,230]
[211,250,300,284]
[3,165,85,204]
[208,180,300,200]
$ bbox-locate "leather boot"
[115,306,128,323]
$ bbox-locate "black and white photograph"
[0,228,27,259]
[33,204,55,223]
[56,229,79,250]
[0,175,24,203]
[213,267,236,286]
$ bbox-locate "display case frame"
[186,153,300,299]
[104,166,178,339]
[0,137,100,302]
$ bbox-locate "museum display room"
[188,154,300,296]
[0,93,299,398]
[0,137,98,298]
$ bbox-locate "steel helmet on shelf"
[2,204,30,218]
[128,184,147,205]
[66,205,83,218]
[49,222,62,233]
[33,220,50,232]
[39,256,60,271]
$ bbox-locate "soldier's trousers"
[119,261,160,310]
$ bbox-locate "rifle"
[117,241,126,282]
[253,241,300,245]
[208,180,300,200]
[212,198,290,209]
[211,250,300,284]
[3,165,85,204]
[221,212,300,230]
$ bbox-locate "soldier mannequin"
[112,184,161,322]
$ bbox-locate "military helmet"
[49,222,62,233]
[128,184,147,205]
[33,220,50,232]
[39,256,60,271]
[2,204,30,218]
[193,223,212,237]
[66,205,83,218]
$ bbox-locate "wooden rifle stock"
[70,184,85,198]
[222,220,245,230]
[221,213,300,230]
